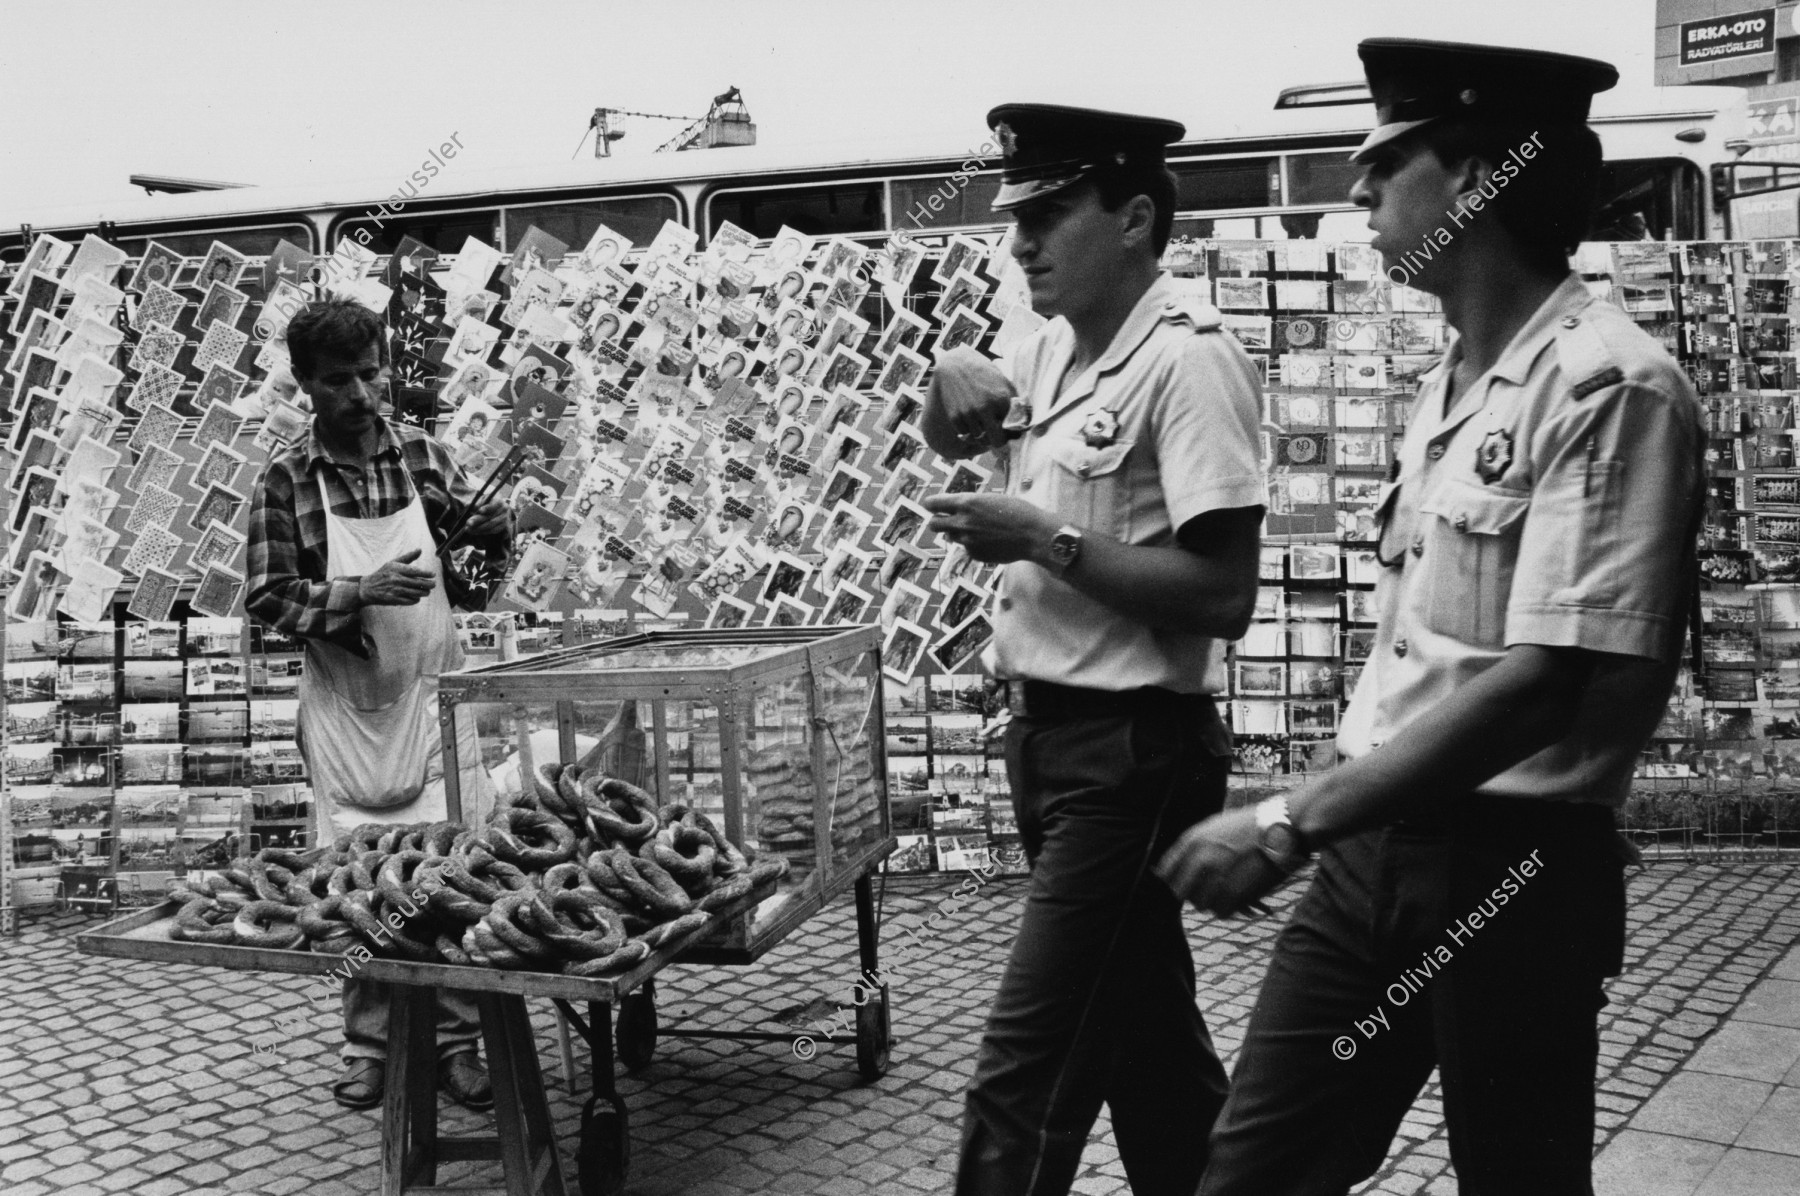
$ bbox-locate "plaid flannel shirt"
[246,417,499,659]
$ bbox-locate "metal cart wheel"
[855,985,891,1081]
[617,980,658,1073]
[577,1090,629,1196]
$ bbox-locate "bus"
[0,95,1743,275]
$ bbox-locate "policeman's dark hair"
[286,298,388,380]
[1414,120,1604,269]
[1090,163,1179,256]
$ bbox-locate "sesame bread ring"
[646,822,717,890]
[636,909,711,950]
[347,851,388,895]
[375,850,431,914]
[562,939,651,978]
[212,888,252,912]
[260,847,310,873]
[338,890,389,950]
[435,932,472,966]
[597,778,660,817]
[423,862,491,923]
[250,861,296,904]
[420,821,462,856]
[326,862,359,898]
[541,862,590,895]
[612,851,693,918]
[297,894,352,940]
[554,764,589,817]
[696,873,754,912]
[747,851,791,886]
[233,900,305,950]
[377,907,438,962]
[464,920,528,969]
[289,866,333,905]
[222,864,259,897]
[524,889,628,959]
[531,761,567,809]
[346,824,389,854]
[171,897,237,944]
[309,930,361,955]
[482,893,559,963]
[485,808,577,871]
[589,784,659,846]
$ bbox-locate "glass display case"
[437,625,893,962]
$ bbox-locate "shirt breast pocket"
[1045,438,1134,539]
[1416,481,1530,648]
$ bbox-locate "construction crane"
[574,88,756,159]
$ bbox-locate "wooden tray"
[75,876,776,1004]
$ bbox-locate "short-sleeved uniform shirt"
[987,273,1266,694]
[1338,274,1704,806]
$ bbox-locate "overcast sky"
[0,0,1739,217]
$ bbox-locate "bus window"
[1172,158,1280,211]
[890,173,1004,230]
[113,223,315,260]
[1592,158,1704,241]
[334,208,500,255]
[1287,151,1365,207]
[1171,215,1261,240]
[707,180,884,240]
[502,195,680,251]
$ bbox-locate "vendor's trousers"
[1198,795,1628,1196]
[342,979,482,1063]
[956,688,1232,1196]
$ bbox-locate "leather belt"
[1004,678,1215,720]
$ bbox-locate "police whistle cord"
[168,764,787,977]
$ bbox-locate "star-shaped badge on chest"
[1475,428,1514,484]
[1080,408,1121,448]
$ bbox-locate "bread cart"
[78,624,894,1195]
[75,876,775,1196]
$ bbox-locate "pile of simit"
[167,765,789,976]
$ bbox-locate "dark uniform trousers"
[956,685,1233,1196]
[1199,794,1628,1196]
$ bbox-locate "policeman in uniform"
[1159,41,1705,1195]
[921,104,1266,1196]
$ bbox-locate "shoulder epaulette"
[1160,294,1222,333]
[1555,309,1624,402]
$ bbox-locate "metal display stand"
[438,624,899,1171]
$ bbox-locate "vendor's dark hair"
[1089,162,1179,255]
[286,298,388,380]
[1414,120,1603,269]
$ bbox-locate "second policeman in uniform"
[922,104,1266,1196]
[1160,40,1706,1195]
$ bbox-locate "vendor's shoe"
[333,1058,385,1110]
[440,1052,494,1111]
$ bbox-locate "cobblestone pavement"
[2,861,1799,1196]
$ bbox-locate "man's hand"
[923,493,1057,565]
[929,346,1017,453]
[1156,808,1288,916]
[357,548,436,607]
[462,497,512,541]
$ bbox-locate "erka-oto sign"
[1680,8,1776,67]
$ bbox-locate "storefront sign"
[1680,9,1776,67]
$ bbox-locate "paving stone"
[7,864,1800,1195]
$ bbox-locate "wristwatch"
[1254,795,1310,874]
[1045,524,1083,577]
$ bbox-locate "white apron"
[296,468,491,839]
